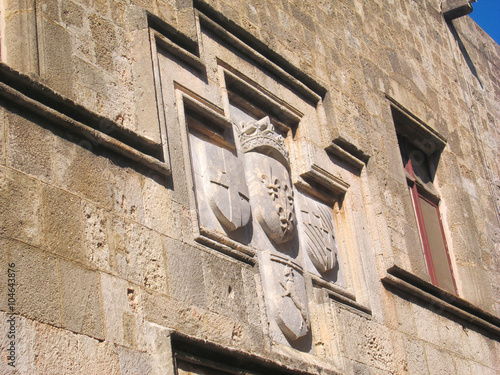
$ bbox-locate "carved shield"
[202,145,251,232]
[245,153,296,244]
[269,255,310,341]
[298,196,338,273]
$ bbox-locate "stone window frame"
[398,134,458,294]
[389,100,457,294]
[383,98,500,338]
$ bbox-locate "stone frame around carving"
[148,2,373,320]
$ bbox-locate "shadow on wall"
[446,20,483,88]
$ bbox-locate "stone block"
[94,43,115,72]
[6,239,61,326]
[403,335,428,375]
[83,200,111,272]
[202,252,247,321]
[2,3,39,74]
[6,111,54,183]
[100,272,146,349]
[391,294,417,336]
[41,184,84,262]
[142,172,177,236]
[144,322,174,375]
[110,216,167,293]
[0,311,36,374]
[130,25,162,143]
[119,346,153,375]
[34,321,120,374]
[424,344,457,375]
[61,0,85,28]
[241,266,263,329]
[54,137,113,210]
[412,301,442,346]
[164,236,207,307]
[89,14,117,50]
[59,259,104,339]
[452,356,472,375]
[38,18,73,98]
[0,167,41,246]
[0,109,5,166]
[108,162,145,222]
[142,291,208,338]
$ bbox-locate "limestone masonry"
[0,0,499,374]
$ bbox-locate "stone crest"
[238,117,296,244]
[270,255,310,341]
[299,196,338,273]
[202,144,251,232]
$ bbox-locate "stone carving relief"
[298,195,338,274]
[271,255,310,341]
[238,117,296,244]
[236,116,310,344]
[203,144,251,232]
[187,106,313,346]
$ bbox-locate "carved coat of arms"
[204,146,251,231]
[298,196,338,273]
[192,135,251,232]
[237,116,310,342]
[273,258,310,341]
[238,117,296,244]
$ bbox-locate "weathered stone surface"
[41,184,83,262]
[6,111,54,183]
[119,346,153,375]
[144,321,175,375]
[0,109,4,166]
[38,18,74,98]
[0,0,499,373]
[83,200,111,271]
[0,168,41,246]
[164,236,207,307]
[100,272,146,349]
[33,320,121,374]
[5,239,61,326]
[59,259,104,339]
[54,137,113,209]
[202,252,247,321]
[110,215,167,292]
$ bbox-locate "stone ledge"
[382,266,500,340]
[312,275,372,319]
[196,226,256,266]
[0,63,170,175]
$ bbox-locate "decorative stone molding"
[0,63,168,175]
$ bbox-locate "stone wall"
[0,0,499,374]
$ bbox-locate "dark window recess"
[398,136,457,295]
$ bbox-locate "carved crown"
[237,117,289,165]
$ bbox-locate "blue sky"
[469,0,500,45]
